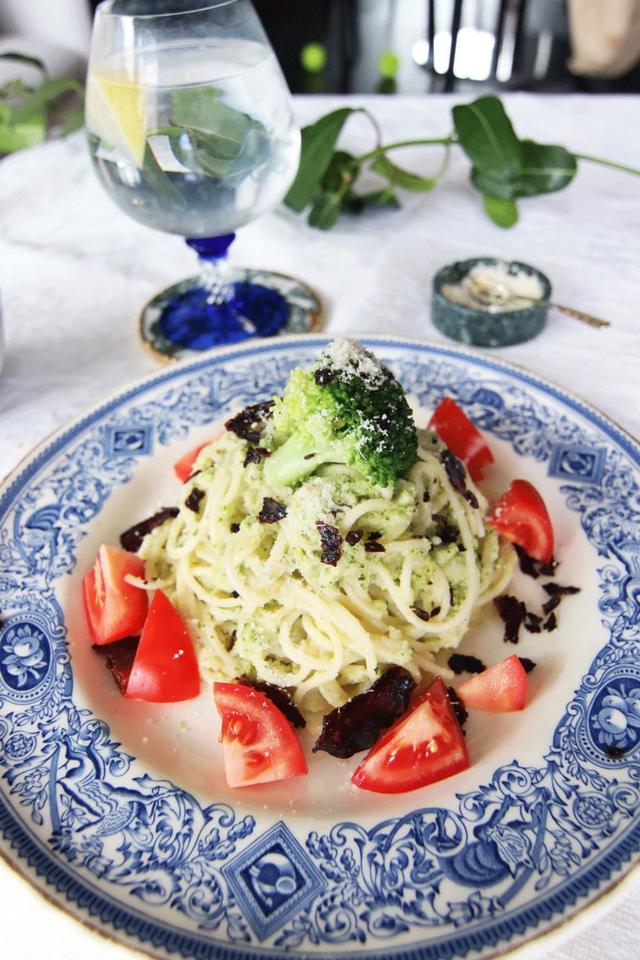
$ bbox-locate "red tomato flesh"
[491,479,554,564]
[125,590,200,702]
[457,655,528,712]
[352,677,469,794]
[428,397,494,481]
[83,545,148,646]
[173,441,211,482]
[214,682,308,788]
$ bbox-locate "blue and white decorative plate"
[1,335,638,960]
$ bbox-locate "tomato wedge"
[491,479,554,564]
[214,682,308,788]
[125,590,200,702]
[428,397,494,481]
[457,655,528,712]
[83,545,148,646]
[352,677,469,794]
[173,441,211,482]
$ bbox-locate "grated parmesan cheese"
[322,338,386,386]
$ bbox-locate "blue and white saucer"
[140,269,322,362]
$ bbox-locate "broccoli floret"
[263,339,418,488]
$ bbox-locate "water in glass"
[86,38,299,237]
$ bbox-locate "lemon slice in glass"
[86,73,148,166]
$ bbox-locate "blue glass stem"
[157,234,291,351]
[187,233,236,308]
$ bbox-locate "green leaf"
[0,78,33,102]
[169,88,268,179]
[186,128,244,177]
[320,149,359,192]
[483,195,518,227]
[370,153,436,191]
[515,139,577,195]
[60,101,85,136]
[142,143,186,210]
[0,115,46,153]
[285,107,357,212]
[11,77,83,124]
[0,51,47,75]
[172,87,251,141]
[171,86,220,128]
[452,95,522,178]
[307,191,344,229]
[472,141,577,200]
[344,187,400,213]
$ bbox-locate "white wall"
[0,0,92,56]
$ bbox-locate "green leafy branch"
[284,95,640,229]
[0,52,84,155]
[141,85,270,207]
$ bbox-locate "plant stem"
[361,107,384,148]
[357,136,456,163]
[572,152,640,177]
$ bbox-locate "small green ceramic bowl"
[432,257,551,348]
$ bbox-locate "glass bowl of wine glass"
[85,0,320,359]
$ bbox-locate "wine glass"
[86,0,314,357]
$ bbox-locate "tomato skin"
[457,655,528,712]
[428,397,494,481]
[125,590,200,702]
[214,682,308,788]
[352,677,469,794]
[173,442,210,482]
[82,545,148,646]
[491,479,554,564]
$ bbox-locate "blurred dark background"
[251,0,640,95]
[2,0,639,94]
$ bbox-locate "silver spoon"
[466,275,610,329]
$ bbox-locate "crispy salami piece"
[316,522,342,566]
[494,594,527,644]
[514,545,558,579]
[225,400,274,444]
[93,636,139,694]
[464,489,479,509]
[120,507,179,552]
[243,446,271,467]
[313,666,415,758]
[412,605,431,622]
[185,487,205,513]
[412,604,441,622]
[441,449,466,495]
[448,653,486,675]
[432,513,459,545]
[364,540,385,553]
[258,497,287,523]
[542,594,561,616]
[239,677,306,728]
[524,611,543,633]
[542,582,581,597]
[518,657,537,673]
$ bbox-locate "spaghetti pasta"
[136,420,514,717]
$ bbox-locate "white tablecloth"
[0,94,638,960]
